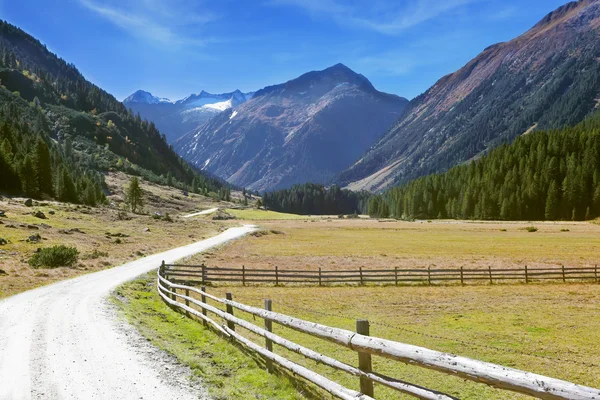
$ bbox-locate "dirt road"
[0,225,256,400]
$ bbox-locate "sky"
[0,0,568,101]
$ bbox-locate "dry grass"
[203,283,600,399]
[179,217,600,397]
[0,172,231,298]
[188,218,600,271]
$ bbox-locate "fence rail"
[163,263,600,286]
[156,262,600,400]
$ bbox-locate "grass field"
[0,172,229,298]
[171,217,600,398]
[225,208,314,220]
[188,218,600,271]
[202,283,600,399]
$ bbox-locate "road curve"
[0,225,256,400]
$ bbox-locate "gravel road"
[182,208,218,218]
[0,225,256,400]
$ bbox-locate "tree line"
[369,112,600,221]
[263,183,370,215]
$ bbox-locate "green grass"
[226,209,312,220]
[112,275,312,400]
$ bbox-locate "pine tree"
[125,176,143,213]
[19,154,39,197]
[545,181,559,220]
[35,137,53,197]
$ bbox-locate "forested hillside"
[263,183,371,215]
[369,111,600,221]
[0,20,222,203]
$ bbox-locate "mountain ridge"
[123,88,254,143]
[339,0,600,192]
[175,63,408,191]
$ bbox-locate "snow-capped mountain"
[174,64,408,191]
[123,90,173,105]
[123,89,253,143]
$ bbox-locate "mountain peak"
[253,63,376,98]
[124,90,171,105]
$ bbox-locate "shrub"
[500,229,507,232]
[561,228,570,232]
[525,226,538,232]
[29,245,79,268]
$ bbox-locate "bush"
[29,245,79,268]
[561,228,570,232]
[525,226,538,232]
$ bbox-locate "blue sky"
[0,0,568,101]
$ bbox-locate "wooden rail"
[163,263,600,287]
[156,263,600,400]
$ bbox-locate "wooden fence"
[163,263,600,286]
[157,263,600,400]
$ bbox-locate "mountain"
[124,89,253,144]
[124,90,172,105]
[339,0,600,192]
[175,63,408,191]
[0,20,223,202]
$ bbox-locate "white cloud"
[267,0,479,35]
[78,0,219,47]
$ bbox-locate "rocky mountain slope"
[175,64,408,191]
[339,0,600,191]
[124,89,253,143]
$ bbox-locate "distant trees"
[369,111,600,221]
[263,183,371,215]
[125,176,143,213]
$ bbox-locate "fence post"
[265,299,273,373]
[460,266,464,285]
[595,265,598,283]
[185,288,190,317]
[202,263,207,283]
[275,266,279,286]
[394,267,398,286]
[488,266,493,285]
[427,266,431,285]
[319,268,322,286]
[356,320,374,397]
[226,293,235,331]
[242,265,246,286]
[562,265,566,283]
[360,267,364,286]
[525,265,529,284]
[201,286,208,328]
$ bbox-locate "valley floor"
[174,215,600,399]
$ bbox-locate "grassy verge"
[112,274,314,400]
